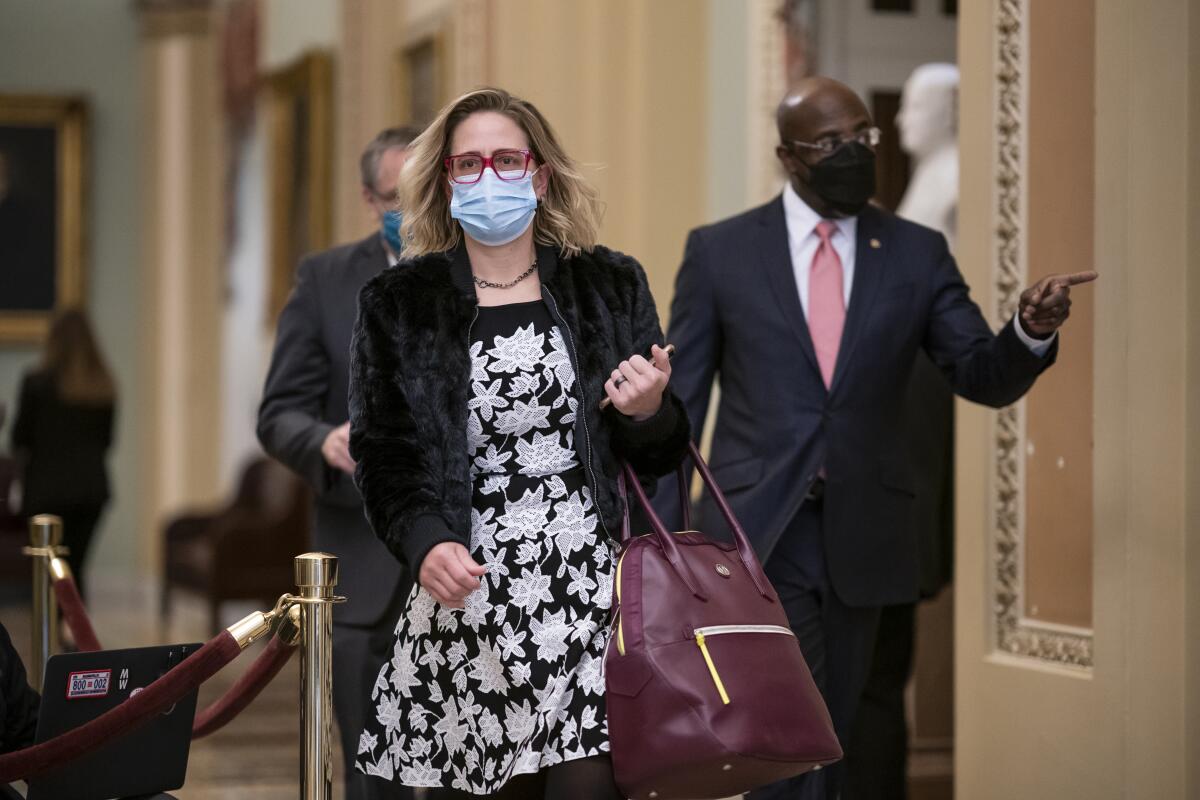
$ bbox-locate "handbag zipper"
[694,624,795,637]
[692,625,795,705]
[615,546,629,655]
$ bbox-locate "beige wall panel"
[955,3,1117,798]
[139,21,226,575]
[405,0,448,26]
[138,39,166,578]
[1112,1,1190,790]
[487,0,706,319]
[1022,0,1095,629]
[450,0,491,92]
[636,3,708,309]
[262,0,339,70]
[337,0,406,243]
[957,0,1196,797]
[1188,4,1200,795]
[184,36,225,510]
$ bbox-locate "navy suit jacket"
[660,197,1056,607]
[258,233,406,627]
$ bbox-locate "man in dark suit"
[661,77,1095,799]
[258,126,420,800]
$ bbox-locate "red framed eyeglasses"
[444,149,534,184]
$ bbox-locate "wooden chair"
[161,457,311,634]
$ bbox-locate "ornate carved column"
[989,0,1095,669]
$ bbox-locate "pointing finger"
[1061,270,1099,287]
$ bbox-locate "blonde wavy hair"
[399,87,602,258]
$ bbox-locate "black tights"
[427,754,622,800]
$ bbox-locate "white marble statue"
[896,63,960,250]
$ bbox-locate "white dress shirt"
[780,182,1055,356]
[782,182,856,318]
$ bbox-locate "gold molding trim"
[0,94,88,343]
[991,0,1092,669]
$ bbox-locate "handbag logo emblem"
[714,563,731,578]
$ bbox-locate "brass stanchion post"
[296,553,338,800]
[27,514,63,690]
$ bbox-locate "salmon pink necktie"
[809,220,845,389]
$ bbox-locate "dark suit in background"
[258,233,411,800]
[845,351,955,800]
[662,196,1055,799]
[10,371,114,599]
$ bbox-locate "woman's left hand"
[604,344,671,421]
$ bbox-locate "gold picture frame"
[265,51,333,324]
[393,31,452,127]
[0,94,88,343]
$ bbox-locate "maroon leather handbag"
[605,443,841,800]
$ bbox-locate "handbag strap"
[620,461,707,600]
[618,470,631,542]
[620,442,774,600]
[677,463,692,531]
[619,464,690,538]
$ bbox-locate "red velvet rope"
[0,630,241,783]
[191,634,296,739]
[51,576,102,653]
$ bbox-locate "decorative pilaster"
[137,0,225,574]
[990,0,1092,669]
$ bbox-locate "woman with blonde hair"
[350,88,689,798]
[11,308,116,599]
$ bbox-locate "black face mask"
[804,141,877,216]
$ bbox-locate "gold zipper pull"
[695,632,731,705]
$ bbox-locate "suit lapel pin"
[870,238,882,249]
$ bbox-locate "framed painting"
[0,94,88,343]
[265,51,333,324]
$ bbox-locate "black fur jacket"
[348,242,691,574]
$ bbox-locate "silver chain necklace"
[473,260,538,290]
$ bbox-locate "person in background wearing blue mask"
[348,88,689,800]
[258,126,421,800]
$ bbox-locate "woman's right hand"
[419,542,487,609]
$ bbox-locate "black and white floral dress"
[356,300,614,793]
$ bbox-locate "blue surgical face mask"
[449,169,539,247]
[381,209,403,253]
